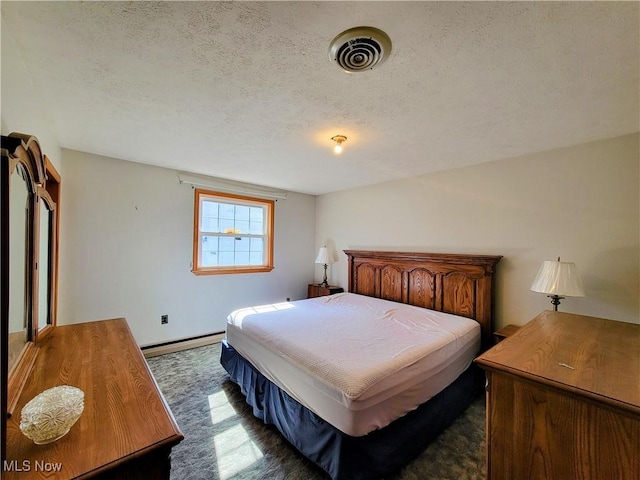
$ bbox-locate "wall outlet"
[161,314,168,324]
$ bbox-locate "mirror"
[8,162,30,373]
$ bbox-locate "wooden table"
[307,284,343,298]
[4,319,183,479]
[492,324,520,343]
[475,310,640,480]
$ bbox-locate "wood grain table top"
[5,319,183,479]
[476,310,640,414]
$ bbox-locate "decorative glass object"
[20,385,84,444]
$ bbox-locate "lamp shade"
[315,246,331,264]
[530,260,585,297]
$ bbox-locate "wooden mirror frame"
[35,185,58,341]
[1,133,58,463]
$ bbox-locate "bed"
[221,250,501,479]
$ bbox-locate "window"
[192,189,274,275]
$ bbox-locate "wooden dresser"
[4,319,183,479]
[475,311,640,480]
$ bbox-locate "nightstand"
[307,284,343,298]
[493,324,520,344]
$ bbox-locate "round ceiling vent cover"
[329,26,392,73]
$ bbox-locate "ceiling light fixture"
[331,135,347,154]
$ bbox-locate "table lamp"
[531,257,585,311]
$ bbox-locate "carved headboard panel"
[344,250,502,349]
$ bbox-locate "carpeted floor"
[147,343,486,480]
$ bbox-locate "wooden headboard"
[344,250,502,349]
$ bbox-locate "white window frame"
[192,189,274,275]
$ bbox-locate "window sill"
[192,266,274,276]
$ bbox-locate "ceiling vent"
[329,26,392,73]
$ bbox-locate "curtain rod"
[178,173,288,200]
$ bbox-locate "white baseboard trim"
[142,332,224,358]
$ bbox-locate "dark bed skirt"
[220,339,482,480]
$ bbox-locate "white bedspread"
[226,292,480,436]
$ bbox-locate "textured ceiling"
[2,1,639,195]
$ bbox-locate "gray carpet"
[147,343,486,480]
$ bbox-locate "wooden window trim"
[192,189,274,275]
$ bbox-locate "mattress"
[225,292,480,437]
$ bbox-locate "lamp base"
[320,264,329,288]
[548,294,565,311]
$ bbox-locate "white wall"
[1,14,62,172]
[59,149,316,346]
[316,133,640,328]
